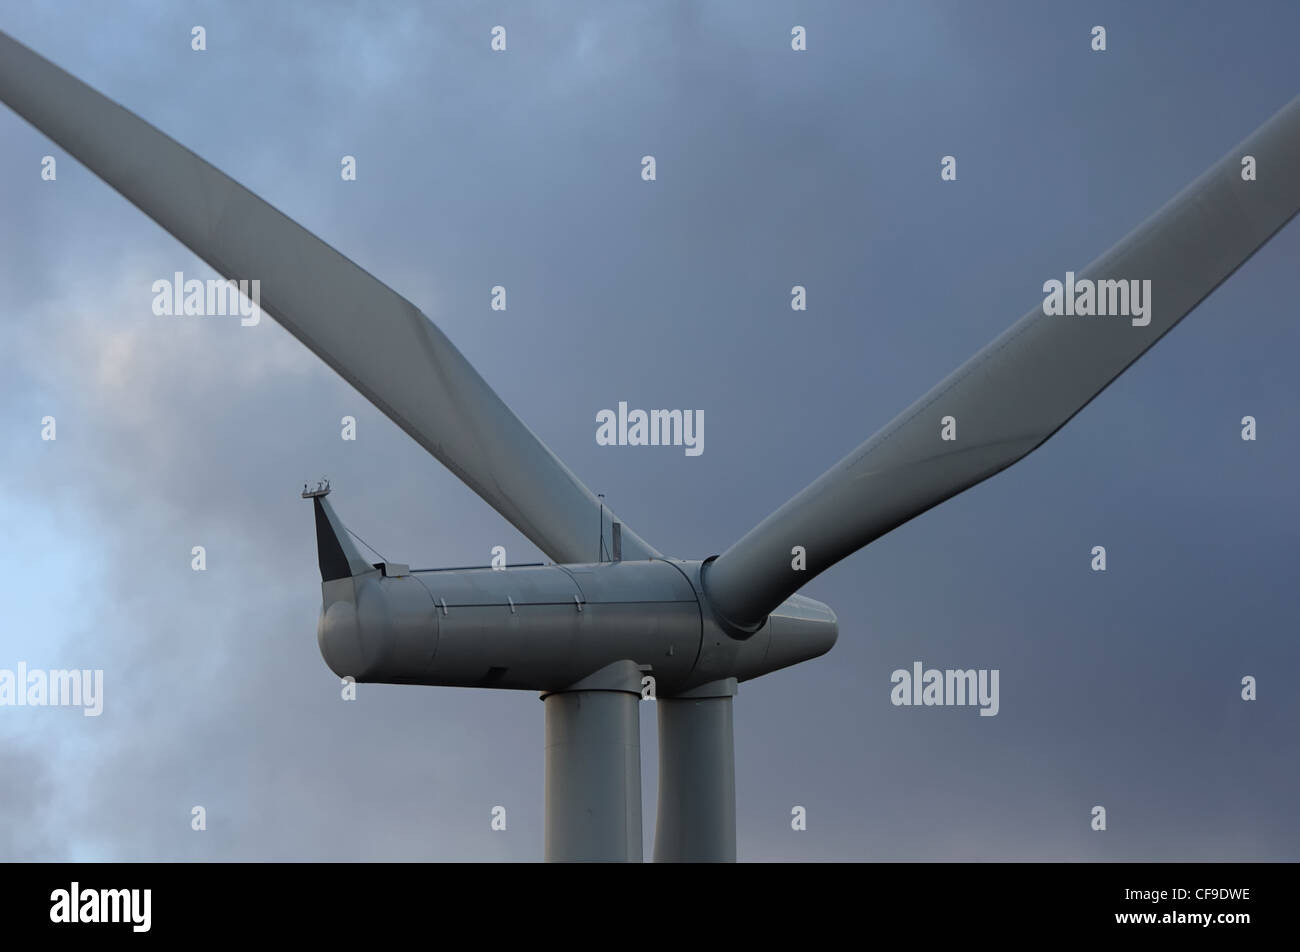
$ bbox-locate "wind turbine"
[2,30,1297,862]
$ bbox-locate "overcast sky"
[1,0,1297,861]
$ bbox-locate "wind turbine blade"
[706,94,1300,632]
[0,31,658,565]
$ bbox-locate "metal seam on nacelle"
[653,557,708,683]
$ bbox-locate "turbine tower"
[2,30,1298,861]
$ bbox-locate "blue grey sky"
[1,0,1297,860]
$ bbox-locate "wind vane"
[302,478,330,499]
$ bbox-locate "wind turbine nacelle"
[316,559,838,695]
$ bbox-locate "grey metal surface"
[706,93,1300,631]
[653,680,737,863]
[682,562,839,688]
[317,571,438,686]
[310,499,836,698]
[313,496,375,581]
[0,30,658,567]
[426,561,700,691]
[543,661,644,862]
[314,548,837,693]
